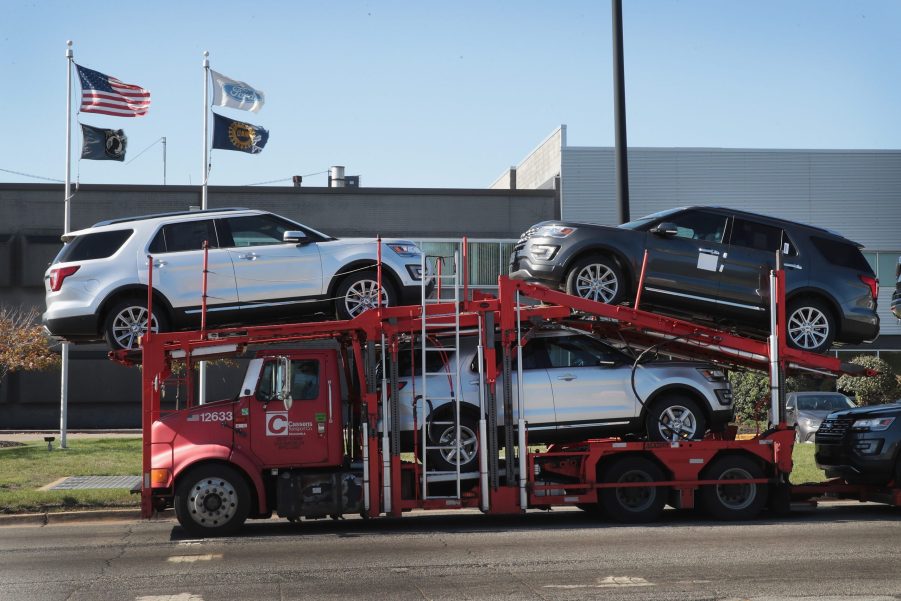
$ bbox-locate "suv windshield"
[54,229,133,264]
[618,207,684,230]
[796,395,855,411]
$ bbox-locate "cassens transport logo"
[265,412,314,437]
[266,412,289,436]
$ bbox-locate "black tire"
[645,396,707,442]
[335,269,397,320]
[564,254,626,305]
[174,464,251,537]
[699,455,768,520]
[598,455,667,523]
[103,297,168,350]
[786,297,836,354]
[427,414,479,473]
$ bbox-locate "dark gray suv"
[509,206,879,354]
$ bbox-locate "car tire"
[699,455,768,520]
[786,298,836,354]
[335,269,397,320]
[103,297,168,351]
[564,255,626,305]
[174,464,251,537]
[598,455,667,523]
[427,414,479,473]
[645,396,707,442]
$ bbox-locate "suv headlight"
[529,245,559,261]
[387,243,420,258]
[535,225,577,238]
[697,368,727,382]
[852,417,895,431]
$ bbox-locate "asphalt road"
[1,504,900,601]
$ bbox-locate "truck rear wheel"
[174,464,250,537]
[598,455,667,523]
[699,455,768,520]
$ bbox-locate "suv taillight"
[859,274,878,300]
[49,266,80,291]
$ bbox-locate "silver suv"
[43,208,431,349]
[395,330,734,472]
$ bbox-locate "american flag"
[76,64,151,117]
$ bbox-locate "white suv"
[43,208,432,349]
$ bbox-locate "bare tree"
[0,306,60,384]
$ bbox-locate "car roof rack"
[92,207,252,227]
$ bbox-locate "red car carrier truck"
[112,247,898,536]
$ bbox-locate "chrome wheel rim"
[111,306,158,349]
[574,264,618,303]
[438,424,478,467]
[344,279,388,317]
[186,475,238,529]
[714,467,756,511]
[657,405,699,441]
[788,306,829,350]
[615,469,657,512]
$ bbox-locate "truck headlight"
[530,245,559,261]
[535,225,577,238]
[852,417,895,431]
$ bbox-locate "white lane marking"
[136,594,204,601]
[166,554,223,563]
[544,576,654,589]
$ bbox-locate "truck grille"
[815,417,853,442]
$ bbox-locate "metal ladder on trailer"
[417,249,469,500]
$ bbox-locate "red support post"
[634,249,649,310]
[201,241,209,334]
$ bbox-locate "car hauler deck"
[111,247,896,536]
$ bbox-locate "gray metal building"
[0,183,555,428]
[491,125,901,369]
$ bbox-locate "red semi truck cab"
[149,349,363,532]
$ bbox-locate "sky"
[1,0,900,189]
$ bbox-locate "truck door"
[249,353,342,468]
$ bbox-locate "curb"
[0,508,173,526]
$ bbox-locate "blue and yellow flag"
[212,112,269,154]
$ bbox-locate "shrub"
[837,355,900,406]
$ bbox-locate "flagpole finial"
[66,40,73,57]
[203,51,209,67]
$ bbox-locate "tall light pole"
[612,0,631,224]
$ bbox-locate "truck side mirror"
[283,230,309,245]
[651,222,679,237]
[276,356,293,410]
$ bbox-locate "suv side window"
[544,336,624,368]
[222,215,293,247]
[54,229,133,263]
[149,220,218,253]
[810,236,873,272]
[729,218,784,253]
[665,210,728,242]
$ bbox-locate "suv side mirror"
[651,222,679,237]
[284,230,309,244]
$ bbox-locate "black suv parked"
[509,206,880,353]
[815,402,901,485]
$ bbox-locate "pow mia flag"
[80,123,127,161]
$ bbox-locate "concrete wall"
[0,184,555,429]
[490,126,565,191]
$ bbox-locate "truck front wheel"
[174,464,251,537]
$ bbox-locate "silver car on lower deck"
[393,330,734,471]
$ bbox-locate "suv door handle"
[557,374,576,381]
[698,248,720,256]
[784,263,803,270]
[152,260,167,268]
[238,252,258,261]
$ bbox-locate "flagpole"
[162,136,167,185]
[60,40,74,450]
[199,51,210,405]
